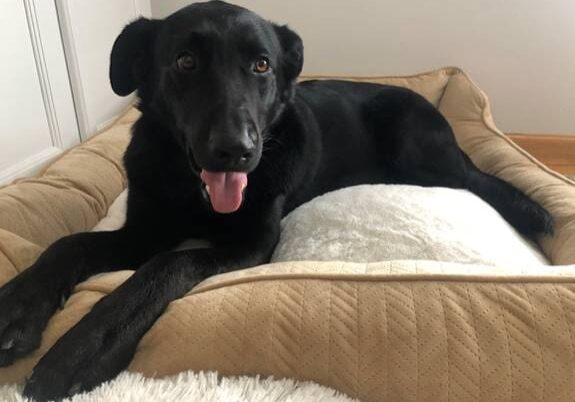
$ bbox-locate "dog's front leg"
[0,228,168,368]
[22,213,280,401]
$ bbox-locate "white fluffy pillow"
[94,185,548,267]
[271,185,548,266]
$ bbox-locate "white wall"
[0,1,52,174]
[57,0,151,139]
[152,0,575,134]
[0,0,80,185]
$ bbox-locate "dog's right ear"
[110,18,161,96]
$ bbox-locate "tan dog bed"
[1,67,574,402]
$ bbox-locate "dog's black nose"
[210,136,256,167]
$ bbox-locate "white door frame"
[55,0,151,140]
[0,0,80,185]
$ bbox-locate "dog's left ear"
[273,24,304,83]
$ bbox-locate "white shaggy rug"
[0,371,357,402]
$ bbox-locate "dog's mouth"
[200,171,248,214]
[187,148,248,214]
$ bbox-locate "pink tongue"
[200,171,248,214]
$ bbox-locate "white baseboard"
[0,147,62,186]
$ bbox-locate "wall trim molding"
[54,0,90,141]
[23,0,64,148]
[23,0,80,149]
[0,147,62,186]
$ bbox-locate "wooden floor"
[508,134,575,177]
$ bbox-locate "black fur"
[0,1,552,400]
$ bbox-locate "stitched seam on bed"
[300,66,459,82]
[187,273,575,296]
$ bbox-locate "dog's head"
[110,0,303,213]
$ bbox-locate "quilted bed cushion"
[1,68,575,402]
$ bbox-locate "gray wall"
[152,0,575,134]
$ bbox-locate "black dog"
[0,1,552,400]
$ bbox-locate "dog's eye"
[176,52,197,71]
[253,57,270,73]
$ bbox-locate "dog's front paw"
[0,271,61,367]
[22,298,139,402]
